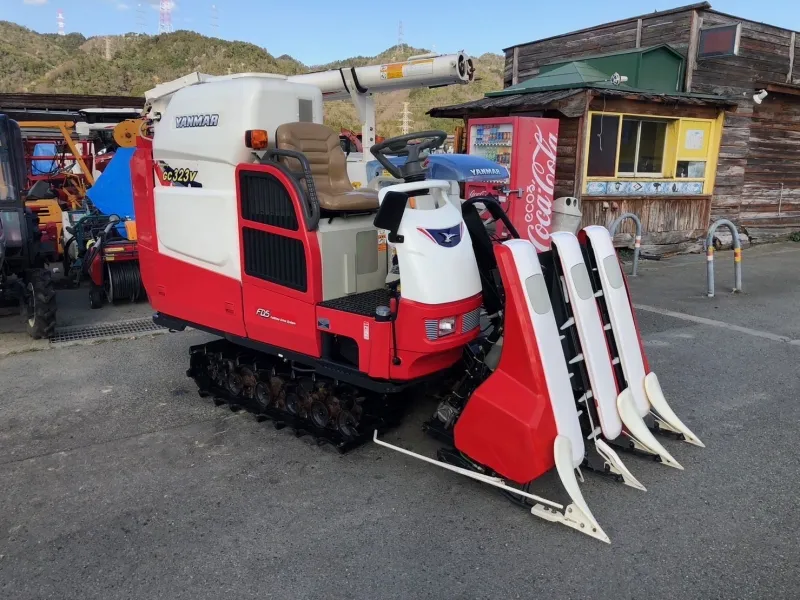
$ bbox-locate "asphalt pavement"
[1,242,798,599]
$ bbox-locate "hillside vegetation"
[0,21,503,135]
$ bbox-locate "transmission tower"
[211,4,219,34]
[136,3,146,33]
[57,9,65,36]
[105,36,112,61]
[397,21,404,54]
[159,0,173,34]
[399,102,414,135]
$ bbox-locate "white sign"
[685,129,705,151]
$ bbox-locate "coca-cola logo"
[525,125,558,252]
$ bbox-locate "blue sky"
[5,0,800,65]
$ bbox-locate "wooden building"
[431,2,800,251]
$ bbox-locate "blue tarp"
[32,143,58,175]
[86,148,135,219]
[85,148,136,239]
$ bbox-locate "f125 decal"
[256,308,296,326]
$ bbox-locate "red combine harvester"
[132,70,704,543]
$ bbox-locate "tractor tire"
[25,269,57,339]
[89,284,104,310]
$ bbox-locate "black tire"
[62,237,77,284]
[25,269,57,339]
[89,285,104,310]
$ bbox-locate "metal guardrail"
[705,219,742,298]
[609,212,642,277]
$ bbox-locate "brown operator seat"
[275,122,379,213]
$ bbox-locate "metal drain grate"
[50,317,166,344]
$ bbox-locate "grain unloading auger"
[132,71,703,545]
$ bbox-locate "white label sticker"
[685,129,705,150]
[363,321,370,340]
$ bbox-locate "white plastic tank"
[551,196,582,235]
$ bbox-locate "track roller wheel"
[338,410,359,438]
[310,401,330,429]
[285,390,301,416]
[255,381,273,412]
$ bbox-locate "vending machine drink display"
[466,116,560,252]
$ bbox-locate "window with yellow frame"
[583,111,720,197]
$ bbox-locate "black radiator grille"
[240,171,298,231]
[243,227,307,291]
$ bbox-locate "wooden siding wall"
[693,11,800,237]
[581,197,712,252]
[691,11,797,96]
[504,12,692,87]
[739,96,800,237]
[554,116,579,198]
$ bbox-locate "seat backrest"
[275,122,353,196]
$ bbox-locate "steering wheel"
[370,130,447,182]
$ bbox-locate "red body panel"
[132,138,246,337]
[132,137,480,383]
[131,138,157,251]
[236,163,324,358]
[391,294,482,380]
[139,249,248,337]
[454,244,557,484]
[467,117,559,252]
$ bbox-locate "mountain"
[0,21,503,136]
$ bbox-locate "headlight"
[437,316,456,337]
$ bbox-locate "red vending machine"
[466,116,559,252]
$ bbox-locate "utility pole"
[399,101,413,135]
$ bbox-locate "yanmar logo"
[175,114,219,129]
[469,168,503,176]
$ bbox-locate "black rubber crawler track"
[187,339,407,453]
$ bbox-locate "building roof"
[488,62,618,97]
[431,88,584,118]
[0,93,144,113]
[428,87,736,120]
[502,3,711,52]
[502,2,798,51]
